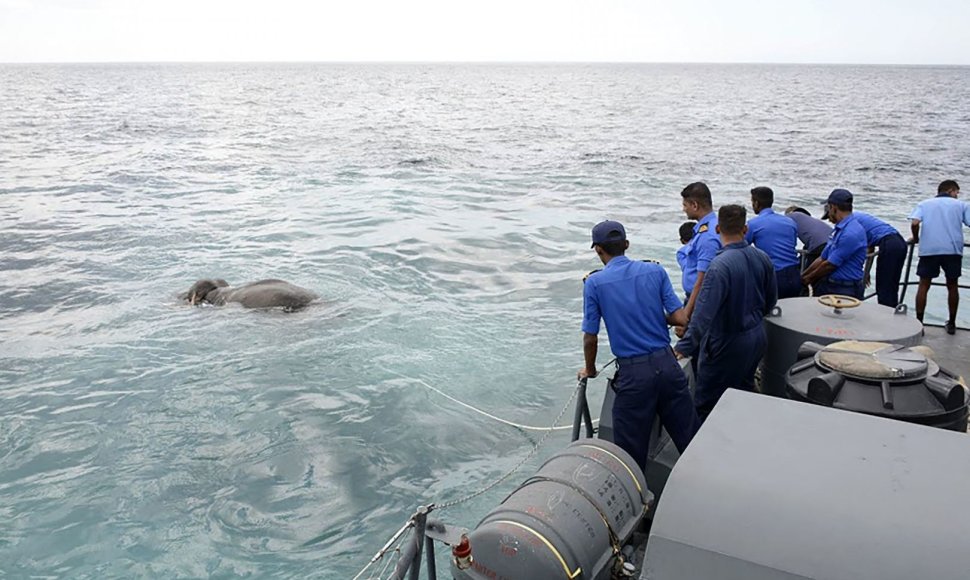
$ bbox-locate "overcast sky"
[1,0,967,64]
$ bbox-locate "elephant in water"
[181,279,318,310]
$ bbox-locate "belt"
[616,347,671,366]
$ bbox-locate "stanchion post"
[408,509,428,580]
[899,240,916,304]
[582,395,594,438]
[571,378,589,442]
[425,535,437,580]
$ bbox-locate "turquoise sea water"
[2,63,969,578]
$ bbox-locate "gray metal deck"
[642,390,970,580]
[920,326,970,383]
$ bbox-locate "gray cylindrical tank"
[762,297,923,397]
[452,439,649,580]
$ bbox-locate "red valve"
[452,535,473,570]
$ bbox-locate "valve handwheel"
[817,294,862,309]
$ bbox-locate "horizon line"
[1,59,969,67]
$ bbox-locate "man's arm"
[684,271,705,320]
[803,236,843,286]
[579,333,598,379]
[863,246,875,287]
[675,266,723,358]
[667,308,688,328]
[579,281,600,380]
[661,270,689,328]
[911,219,921,243]
[803,259,836,285]
[684,232,720,320]
[802,257,822,280]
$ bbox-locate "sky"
[1,0,968,65]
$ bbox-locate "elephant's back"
[227,280,318,309]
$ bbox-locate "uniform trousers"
[776,264,803,299]
[875,233,907,307]
[694,325,766,420]
[612,348,698,470]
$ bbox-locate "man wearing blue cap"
[825,204,907,307]
[580,220,698,470]
[674,205,777,419]
[802,189,867,299]
[910,180,970,334]
[746,186,800,298]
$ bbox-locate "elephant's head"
[181,279,229,305]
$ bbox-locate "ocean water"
[1,63,969,578]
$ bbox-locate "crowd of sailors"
[579,180,969,471]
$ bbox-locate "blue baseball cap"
[825,188,853,205]
[591,220,627,248]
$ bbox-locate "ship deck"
[920,326,970,384]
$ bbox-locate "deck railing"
[862,241,970,332]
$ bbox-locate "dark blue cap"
[826,188,853,205]
[591,220,626,248]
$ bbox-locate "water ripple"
[1,62,969,578]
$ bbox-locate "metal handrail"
[801,239,970,331]
[882,240,970,331]
[898,241,970,300]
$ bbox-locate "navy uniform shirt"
[681,212,722,292]
[582,256,683,358]
[744,208,799,270]
[821,213,867,281]
[675,241,777,358]
[853,211,899,246]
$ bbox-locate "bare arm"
[911,219,921,243]
[802,257,823,280]
[863,246,875,286]
[666,307,688,328]
[684,271,706,320]
[579,333,598,379]
[676,268,724,358]
[802,259,836,286]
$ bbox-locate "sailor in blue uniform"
[674,205,778,419]
[849,211,907,307]
[803,189,867,299]
[679,182,722,319]
[746,186,801,298]
[580,220,698,469]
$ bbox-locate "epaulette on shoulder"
[698,224,709,233]
[585,259,660,282]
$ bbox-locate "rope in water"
[433,375,587,511]
[351,360,616,579]
[408,375,602,432]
